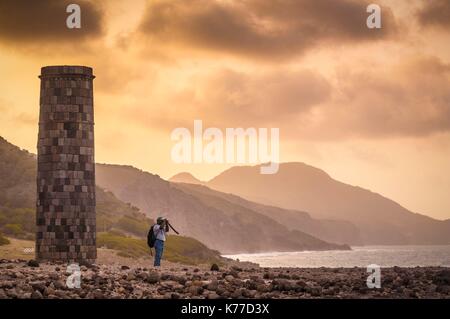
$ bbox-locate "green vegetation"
[0,231,10,246]
[97,232,149,258]
[0,187,151,240]
[0,137,36,208]
[97,231,223,265]
[115,215,150,237]
[0,237,34,259]
[164,235,223,265]
[0,207,35,240]
[96,189,153,235]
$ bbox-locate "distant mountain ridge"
[205,162,450,245]
[96,164,349,253]
[173,182,362,245]
[170,172,204,185]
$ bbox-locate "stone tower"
[36,66,96,264]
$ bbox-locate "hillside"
[0,136,222,265]
[96,164,349,253]
[206,163,450,245]
[0,136,152,238]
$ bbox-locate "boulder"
[27,260,39,268]
[210,264,220,272]
[147,271,160,284]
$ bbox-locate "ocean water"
[223,245,450,268]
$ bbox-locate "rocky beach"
[0,257,449,299]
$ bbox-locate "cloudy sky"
[0,0,449,220]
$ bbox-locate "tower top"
[39,65,95,79]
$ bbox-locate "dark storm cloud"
[137,0,398,59]
[0,0,104,44]
[416,0,450,30]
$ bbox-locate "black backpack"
[147,225,157,248]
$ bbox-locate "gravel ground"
[0,259,449,299]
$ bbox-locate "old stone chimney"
[36,66,96,264]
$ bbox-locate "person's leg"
[159,241,164,266]
[154,240,163,267]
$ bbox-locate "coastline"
[224,245,450,268]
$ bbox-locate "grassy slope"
[0,237,33,260]
[97,232,222,265]
[0,233,222,266]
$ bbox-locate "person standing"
[153,217,169,267]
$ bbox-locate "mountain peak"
[208,162,331,185]
[205,162,450,245]
[170,172,204,185]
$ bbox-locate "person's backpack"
[147,224,157,248]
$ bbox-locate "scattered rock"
[231,289,243,298]
[188,286,203,296]
[263,272,275,280]
[54,280,66,290]
[93,290,105,299]
[30,281,46,293]
[177,276,187,285]
[433,270,450,286]
[210,264,220,272]
[27,260,39,268]
[0,259,446,299]
[137,272,148,280]
[160,273,170,281]
[207,280,219,291]
[216,286,227,296]
[31,290,43,299]
[147,271,160,284]
[44,287,56,296]
[207,292,220,299]
[256,284,269,293]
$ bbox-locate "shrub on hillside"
[116,215,150,237]
[97,232,149,258]
[0,232,10,245]
[2,223,24,236]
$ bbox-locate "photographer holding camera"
[153,216,170,267]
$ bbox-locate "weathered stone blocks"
[36,65,96,263]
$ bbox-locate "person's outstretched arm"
[165,220,170,232]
